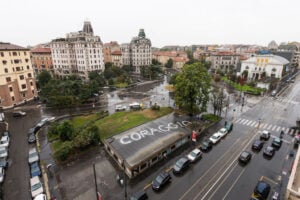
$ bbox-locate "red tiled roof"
[111,50,122,55]
[31,47,51,53]
[0,42,27,50]
[172,57,189,62]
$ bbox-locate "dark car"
[173,157,190,175]
[200,139,213,152]
[129,190,148,200]
[152,171,171,191]
[30,162,41,177]
[28,133,36,144]
[251,181,271,200]
[0,158,7,169]
[225,122,233,132]
[263,146,275,157]
[272,137,282,148]
[252,140,264,151]
[238,151,252,164]
[12,111,26,117]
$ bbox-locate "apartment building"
[30,47,53,76]
[50,21,105,80]
[0,42,37,109]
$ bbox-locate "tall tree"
[165,58,173,68]
[174,62,211,115]
[37,70,52,88]
[210,88,226,116]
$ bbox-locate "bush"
[58,121,75,141]
[54,141,73,161]
[202,114,221,122]
[151,103,160,110]
[73,126,100,149]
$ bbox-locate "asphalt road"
[125,77,299,200]
[3,106,42,200]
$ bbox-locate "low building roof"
[31,48,51,53]
[104,113,191,168]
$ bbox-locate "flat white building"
[50,21,105,80]
[239,54,289,80]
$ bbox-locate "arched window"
[246,66,249,70]
[272,68,276,72]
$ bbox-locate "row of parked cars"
[0,130,10,185]
[28,118,50,200]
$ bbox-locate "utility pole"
[122,161,127,200]
[93,163,99,200]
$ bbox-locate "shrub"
[54,141,73,161]
[151,103,160,110]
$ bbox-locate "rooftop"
[0,42,27,50]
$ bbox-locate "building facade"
[238,54,289,80]
[30,47,53,76]
[0,43,37,109]
[278,42,300,68]
[120,29,152,73]
[111,50,122,67]
[103,41,120,63]
[50,21,105,80]
[209,52,240,72]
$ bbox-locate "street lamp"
[122,160,128,200]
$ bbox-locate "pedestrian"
[163,152,167,159]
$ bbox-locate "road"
[126,78,299,200]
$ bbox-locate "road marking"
[267,125,273,130]
[276,126,281,132]
[235,118,242,123]
[262,123,268,129]
[242,119,249,125]
[144,182,152,190]
[286,128,290,133]
[261,176,278,185]
[282,171,287,176]
[246,120,253,126]
[222,168,246,200]
[272,125,277,131]
[239,119,246,124]
[250,122,257,127]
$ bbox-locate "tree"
[89,71,106,87]
[58,121,75,141]
[210,88,226,116]
[242,70,248,79]
[165,58,173,68]
[152,59,161,65]
[174,62,211,115]
[37,70,52,88]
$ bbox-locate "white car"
[209,133,222,144]
[0,167,4,183]
[36,118,49,127]
[218,128,228,138]
[0,147,8,159]
[115,105,127,111]
[34,194,47,200]
[0,136,9,148]
[187,148,202,162]
[30,176,44,198]
[28,148,39,164]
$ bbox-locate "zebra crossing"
[233,118,300,135]
[266,96,300,105]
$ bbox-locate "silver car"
[28,148,39,164]
[0,147,8,159]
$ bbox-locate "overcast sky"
[2,0,300,48]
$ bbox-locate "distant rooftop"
[31,47,51,53]
[0,42,27,50]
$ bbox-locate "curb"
[36,130,51,199]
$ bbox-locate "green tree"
[210,88,226,116]
[174,62,211,115]
[58,121,75,141]
[89,71,106,87]
[242,70,248,79]
[37,70,52,88]
[165,58,173,68]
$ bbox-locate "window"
[32,90,34,94]
[28,73,32,78]
[0,52,4,57]
[272,68,276,72]
[19,75,24,80]
[6,77,11,82]
[4,68,8,73]
[25,59,29,62]
[22,93,26,97]
[2,60,7,65]
[21,84,26,89]
[30,81,33,86]
[11,96,15,101]
[9,87,13,92]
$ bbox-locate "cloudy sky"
[2,0,300,48]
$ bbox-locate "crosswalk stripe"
[262,124,268,129]
[282,127,286,132]
[239,119,246,124]
[286,128,290,133]
[235,118,242,123]
[250,121,256,126]
[276,126,281,132]
[246,120,253,126]
[267,125,273,130]
[242,119,249,125]
[272,125,277,131]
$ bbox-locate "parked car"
[36,118,49,128]
[218,128,228,138]
[30,176,44,198]
[225,122,233,132]
[200,139,213,152]
[12,111,26,117]
[115,105,127,111]
[187,148,202,163]
[34,194,47,200]
[0,167,4,184]
[30,162,41,177]
[252,140,264,151]
[152,171,171,191]
[0,158,8,169]
[2,131,9,137]
[271,90,277,97]
[238,151,252,164]
[129,190,148,200]
[0,147,8,159]
[260,130,270,141]
[28,132,36,144]
[263,146,275,157]
[28,148,39,164]
[251,181,271,200]
[0,136,9,148]
[209,133,222,144]
[129,102,141,110]
[272,137,282,148]
[173,157,190,175]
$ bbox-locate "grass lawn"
[70,113,99,129]
[95,107,173,141]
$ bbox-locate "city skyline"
[1,0,300,48]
